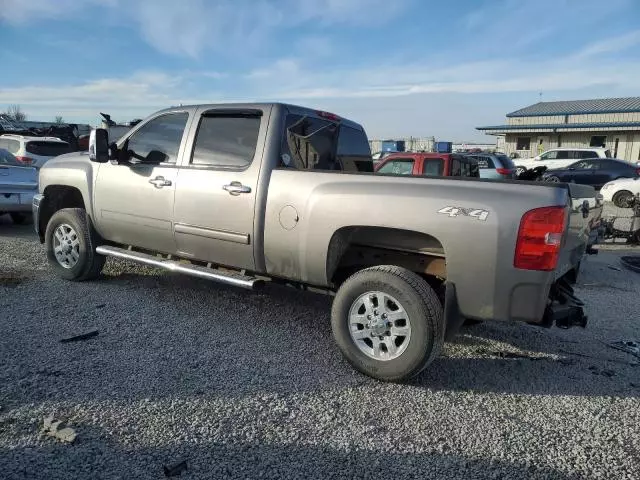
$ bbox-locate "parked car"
[374,152,479,177]
[465,153,517,179]
[0,134,71,168]
[514,147,612,175]
[0,148,38,224]
[542,158,640,189]
[600,177,640,207]
[34,102,600,382]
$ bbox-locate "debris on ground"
[163,460,188,477]
[607,265,622,271]
[41,415,77,443]
[59,330,99,343]
[608,340,640,358]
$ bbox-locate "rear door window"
[422,159,443,176]
[191,114,261,168]
[377,159,414,175]
[580,151,599,159]
[0,138,21,154]
[25,141,71,157]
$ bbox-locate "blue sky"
[2,0,640,141]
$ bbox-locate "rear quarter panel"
[264,172,570,322]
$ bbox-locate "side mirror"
[89,129,109,163]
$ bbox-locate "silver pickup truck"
[33,103,602,381]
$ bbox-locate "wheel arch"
[326,226,447,288]
[38,185,86,242]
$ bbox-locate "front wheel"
[331,266,444,382]
[612,190,634,208]
[545,175,561,183]
[45,208,105,281]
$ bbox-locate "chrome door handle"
[149,176,172,188]
[223,181,251,195]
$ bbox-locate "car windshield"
[0,148,21,166]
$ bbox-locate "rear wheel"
[612,190,634,208]
[331,265,444,382]
[546,175,561,183]
[516,166,527,176]
[45,208,105,281]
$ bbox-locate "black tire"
[516,166,526,177]
[546,175,561,183]
[10,212,29,224]
[331,265,444,382]
[45,208,105,281]
[612,190,634,208]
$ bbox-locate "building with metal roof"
[477,97,640,161]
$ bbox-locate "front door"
[172,107,268,271]
[93,111,192,253]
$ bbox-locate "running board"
[95,245,263,290]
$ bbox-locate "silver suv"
[0,134,71,168]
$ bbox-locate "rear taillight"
[15,156,33,165]
[514,206,567,271]
[496,168,514,175]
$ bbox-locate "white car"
[0,134,71,169]
[514,147,612,175]
[600,177,640,207]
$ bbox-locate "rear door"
[172,106,267,270]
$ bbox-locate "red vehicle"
[374,152,479,178]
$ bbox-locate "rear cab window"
[280,112,372,172]
[26,141,71,157]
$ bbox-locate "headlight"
[601,183,612,190]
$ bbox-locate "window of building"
[589,136,607,148]
[516,137,531,150]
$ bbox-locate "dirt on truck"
[33,103,602,381]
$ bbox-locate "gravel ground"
[1,211,639,480]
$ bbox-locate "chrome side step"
[95,245,263,290]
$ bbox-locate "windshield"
[0,148,21,166]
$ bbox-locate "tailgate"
[555,183,601,278]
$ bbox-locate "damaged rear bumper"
[542,278,587,329]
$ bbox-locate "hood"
[40,151,91,170]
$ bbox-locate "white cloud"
[573,30,640,59]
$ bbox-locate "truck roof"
[154,102,365,131]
